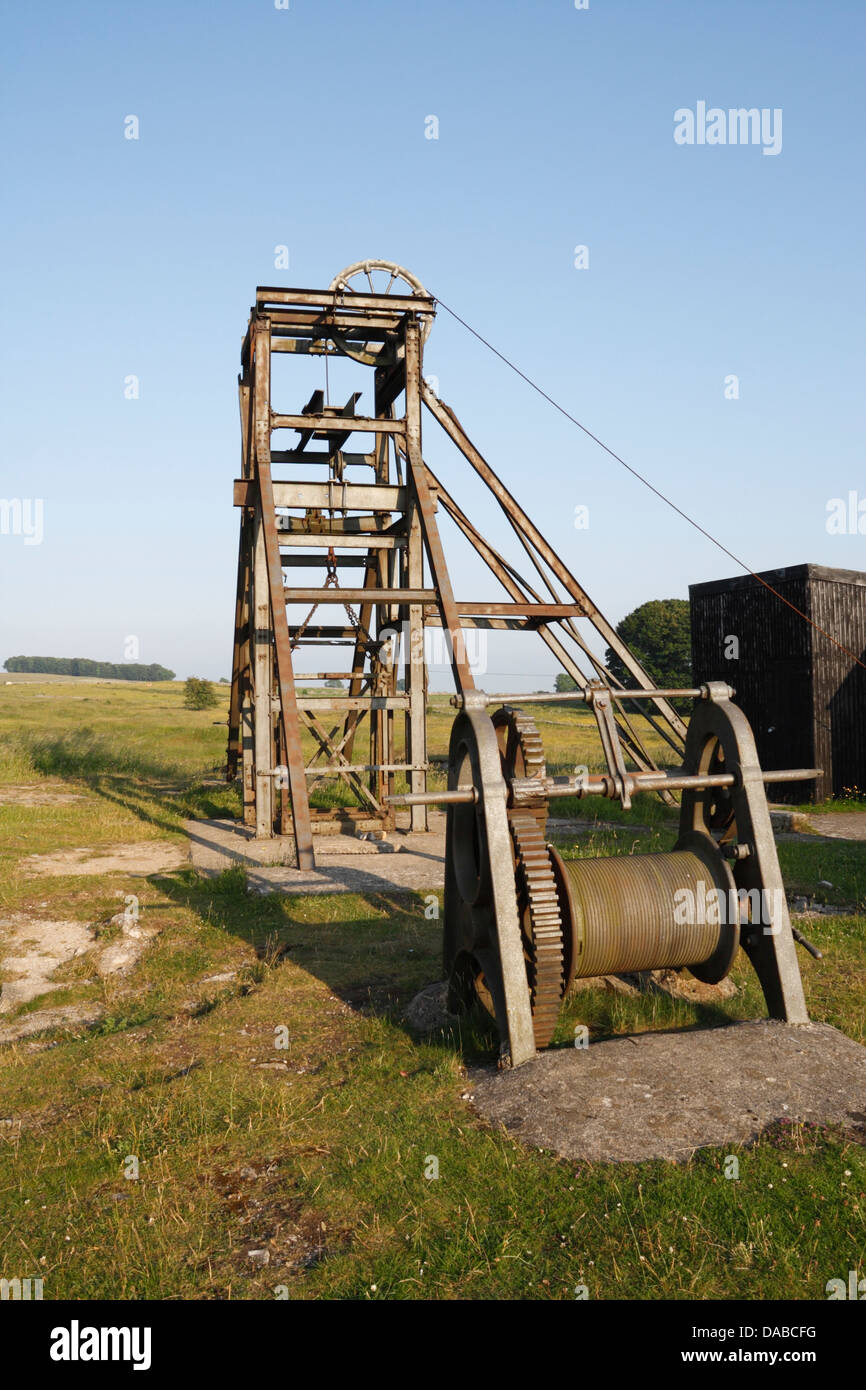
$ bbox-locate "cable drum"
[549,832,739,985]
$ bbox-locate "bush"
[183,677,218,710]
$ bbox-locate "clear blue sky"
[1,0,863,688]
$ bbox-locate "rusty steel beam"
[278,534,405,549]
[226,513,251,780]
[300,708,382,812]
[252,319,315,868]
[287,627,370,641]
[271,449,375,466]
[422,382,687,744]
[425,615,533,630]
[256,285,435,313]
[271,413,404,435]
[234,480,405,509]
[405,320,475,694]
[342,555,388,768]
[426,464,676,778]
[299,697,410,712]
[279,554,369,567]
[284,587,438,605]
[268,315,398,337]
[428,601,586,618]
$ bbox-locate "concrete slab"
[20,841,188,877]
[186,816,446,895]
[469,1020,866,1163]
[0,914,95,1013]
[771,809,866,841]
[0,784,83,806]
[808,812,866,841]
[0,1002,104,1045]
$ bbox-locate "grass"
[776,840,866,912]
[785,794,866,815]
[0,677,864,1300]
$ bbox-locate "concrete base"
[185,815,446,895]
[469,1020,866,1163]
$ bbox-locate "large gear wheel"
[445,704,565,1057]
[509,812,567,1048]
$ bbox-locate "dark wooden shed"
[689,563,866,803]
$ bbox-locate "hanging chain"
[290,547,373,651]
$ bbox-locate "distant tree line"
[4,656,176,681]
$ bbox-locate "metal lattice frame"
[226,265,689,867]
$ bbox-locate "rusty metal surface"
[421,381,689,746]
[510,812,566,1048]
[404,320,475,695]
[230,267,444,843]
[253,321,316,868]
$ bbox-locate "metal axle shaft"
[387,766,820,807]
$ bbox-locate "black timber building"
[689,564,866,803]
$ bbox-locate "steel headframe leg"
[678,687,809,1024]
[443,694,537,1068]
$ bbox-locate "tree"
[605,599,691,691]
[183,676,218,709]
[554,673,578,693]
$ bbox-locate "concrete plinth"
[470,1020,866,1163]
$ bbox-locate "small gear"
[492,705,548,833]
[492,705,546,781]
[509,812,566,1048]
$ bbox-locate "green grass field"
[0,679,864,1300]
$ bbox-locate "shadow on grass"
[157,866,502,1063]
[14,728,239,836]
[156,865,743,1069]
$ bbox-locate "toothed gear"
[492,705,548,834]
[509,812,566,1048]
[492,706,546,781]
